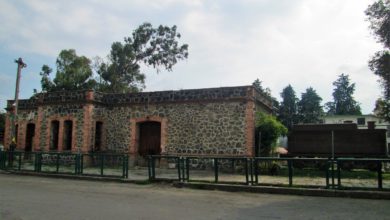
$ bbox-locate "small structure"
[4,86,272,165]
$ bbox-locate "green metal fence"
[1,151,389,190]
[0,151,128,178]
[148,155,390,190]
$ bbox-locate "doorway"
[138,121,161,157]
[25,123,35,152]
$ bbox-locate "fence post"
[214,158,219,183]
[148,156,152,180]
[377,161,383,189]
[35,152,42,172]
[254,158,259,185]
[186,157,190,182]
[56,153,60,173]
[181,157,185,181]
[100,154,104,176]
[250,158,254,185]
[325,160,330,188]
[288,160,293,187]
[18,152,22,171]
[152,156,156,179]
[177,157,182,181]
[122,155,128,179]
[244,158,249,185]
[80,154,84,175]
[74,154,78,174]
[336,160,341,188]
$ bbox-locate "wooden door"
[138,122,161,156]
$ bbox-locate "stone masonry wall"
[95,101,249,156]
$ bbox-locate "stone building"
[4,86,272,163]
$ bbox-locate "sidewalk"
[1,168,390,200]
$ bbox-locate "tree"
[374,98,390,121]
[256,112,287,156]
[366,0,390,121]
[255,112,287,156]
[97,23,188,93]
[297,87,323,123]
[325,74,361,115]
[252,78,279,113]
[40,49,96,92]
[278,85,298,130]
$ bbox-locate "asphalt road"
[0,174,389,220]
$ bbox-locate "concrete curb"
[0,170,150,184]
[1,170,389,200]
[173,182,390,200]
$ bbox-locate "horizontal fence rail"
[0,151,128,178]
[0,150,389,190]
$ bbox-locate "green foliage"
[325,74,361,115]
[374,98,390,121]
[297,87,324,123]
[278,85,298,130]
[369,51,390,100]
[252,78,279,112]
[366,0,390,48]
[40,49,96,92]
[97,22,188,93]
[255,112,287,156]
[366,0,390,121]
[252,78,271,98]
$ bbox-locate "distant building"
[320,114,390,154]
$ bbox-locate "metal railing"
[1,150,389,190]
[0,151,128,178]
[147,155,390,190]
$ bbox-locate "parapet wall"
[8,86,272,110]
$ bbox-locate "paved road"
[0,174,389,220]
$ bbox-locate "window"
[357,118,366,125]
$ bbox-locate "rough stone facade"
[4,86,272,161]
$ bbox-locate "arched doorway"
[138,121,161,157]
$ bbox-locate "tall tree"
[40,49,96,92]
[298,87,324,123]
[374,98,390,121]
[278,85,298,130]
[366,0,390,121]
[325,74,361,115]
[97,23,189,93]
[252,78,279,112]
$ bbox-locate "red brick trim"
[245,100,255,157]
[129,116,168,156]
[81,104,94,153]
[45,116,76,152]
[34,107,43,151]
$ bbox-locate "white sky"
[0,0,384,113]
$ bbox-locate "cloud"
[0,0,384,113]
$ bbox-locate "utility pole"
[10,58,27,148]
